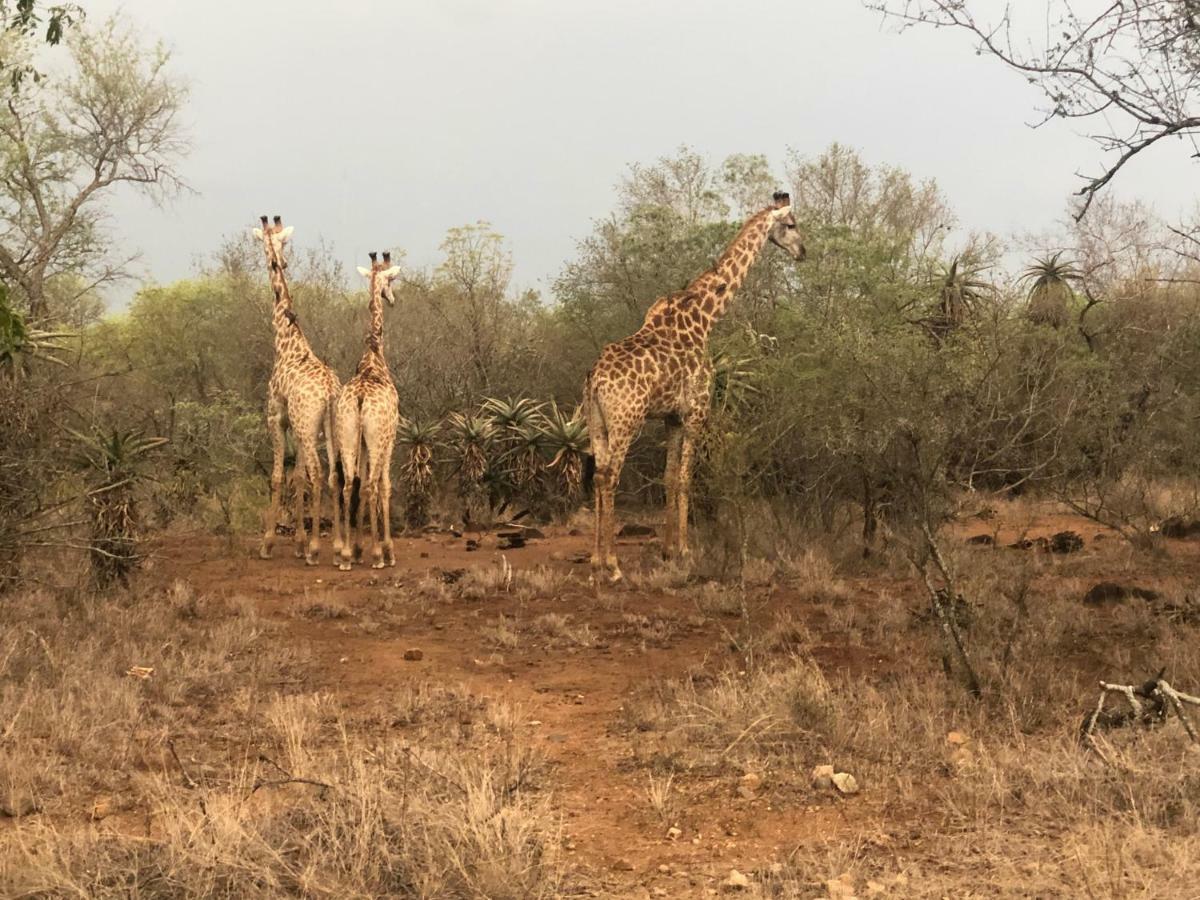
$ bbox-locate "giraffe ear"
[357,266,372,278]
[278,226,294,241]
[381,265,402,280]
[252,227,264,239]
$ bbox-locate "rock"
[419,551,429,558]
[1049,530,1084,554]
[403,648,424,661]
[1009,536,1049,551]
[831,772,860,795]
[723,868,750,890]
[965,533,994,546]
[613,859,635,871]
[653,889,668,897]
[568,528,583,536]
[825,872,857,899]
[946,731,969,746]
[1083,581,1161,605]
[618,522,655,537]
[497,535,526,550]
[667,826,682,840]
[811,764,835,790]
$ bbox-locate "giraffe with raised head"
[253,215,343,565]
[335,251,402,570]
[583,192,806,583]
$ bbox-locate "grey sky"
[84,0,1194,302]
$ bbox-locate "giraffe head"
[766,192,806,262]
[357,251,402,306]
[252,214,294,272]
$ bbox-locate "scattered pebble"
[723,868,750,890]
[832,772,860,795]
[811,764,835,789]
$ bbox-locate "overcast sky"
[79,0,1196,303]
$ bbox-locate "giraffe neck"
[673,205,776,343]
[265,251,312,364]
[366,273,385,357]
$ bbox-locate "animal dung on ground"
[403,648,424,661]
[1083,581,1161,605]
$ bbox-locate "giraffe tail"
[581,372,605,495]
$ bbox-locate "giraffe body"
[335,254,402,570]
[254,217,343,566]
[585,194,805,582]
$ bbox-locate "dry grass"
[0,580,565,898]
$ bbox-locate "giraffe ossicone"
[584,192,806,583]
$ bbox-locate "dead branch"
[1082,672,1200,745]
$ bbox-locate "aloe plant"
[398,417,439,528]
[1021,252,1080,329]
[542,402,589,500]
[66,426,167,588]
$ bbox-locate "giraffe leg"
[291,459,308,559]
[367,472,384,569]
[337,420,358,571]
[326,400,343,558]
[379,436,396,567]
[301,440,323,566]
[600,443,630,583]
[676,422,702,561]
[662,422,683,561]
[259,401,286,559]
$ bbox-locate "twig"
[250,777,333,796]
[719,713,776,758]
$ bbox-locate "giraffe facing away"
[253,215,343,565]
[583,192,806,582]
[335,252,402,570]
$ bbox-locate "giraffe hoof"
[258,549,272,560]
[338,562,352,572]
[305,556,319,567]
[371,561,386,570]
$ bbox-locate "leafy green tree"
[0,15,188,320]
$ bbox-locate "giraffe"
[335,251,402,570]
[583,192,806,583]
[253,215,343,565]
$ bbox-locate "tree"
[1,0,81,89]
[868,1,1200,216]
[0,16,188,319]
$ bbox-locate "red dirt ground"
[147,509,1176,896]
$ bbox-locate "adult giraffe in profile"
[584,192,806,583]
[253,215,342,565]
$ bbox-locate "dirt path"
[156,528,883,894]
